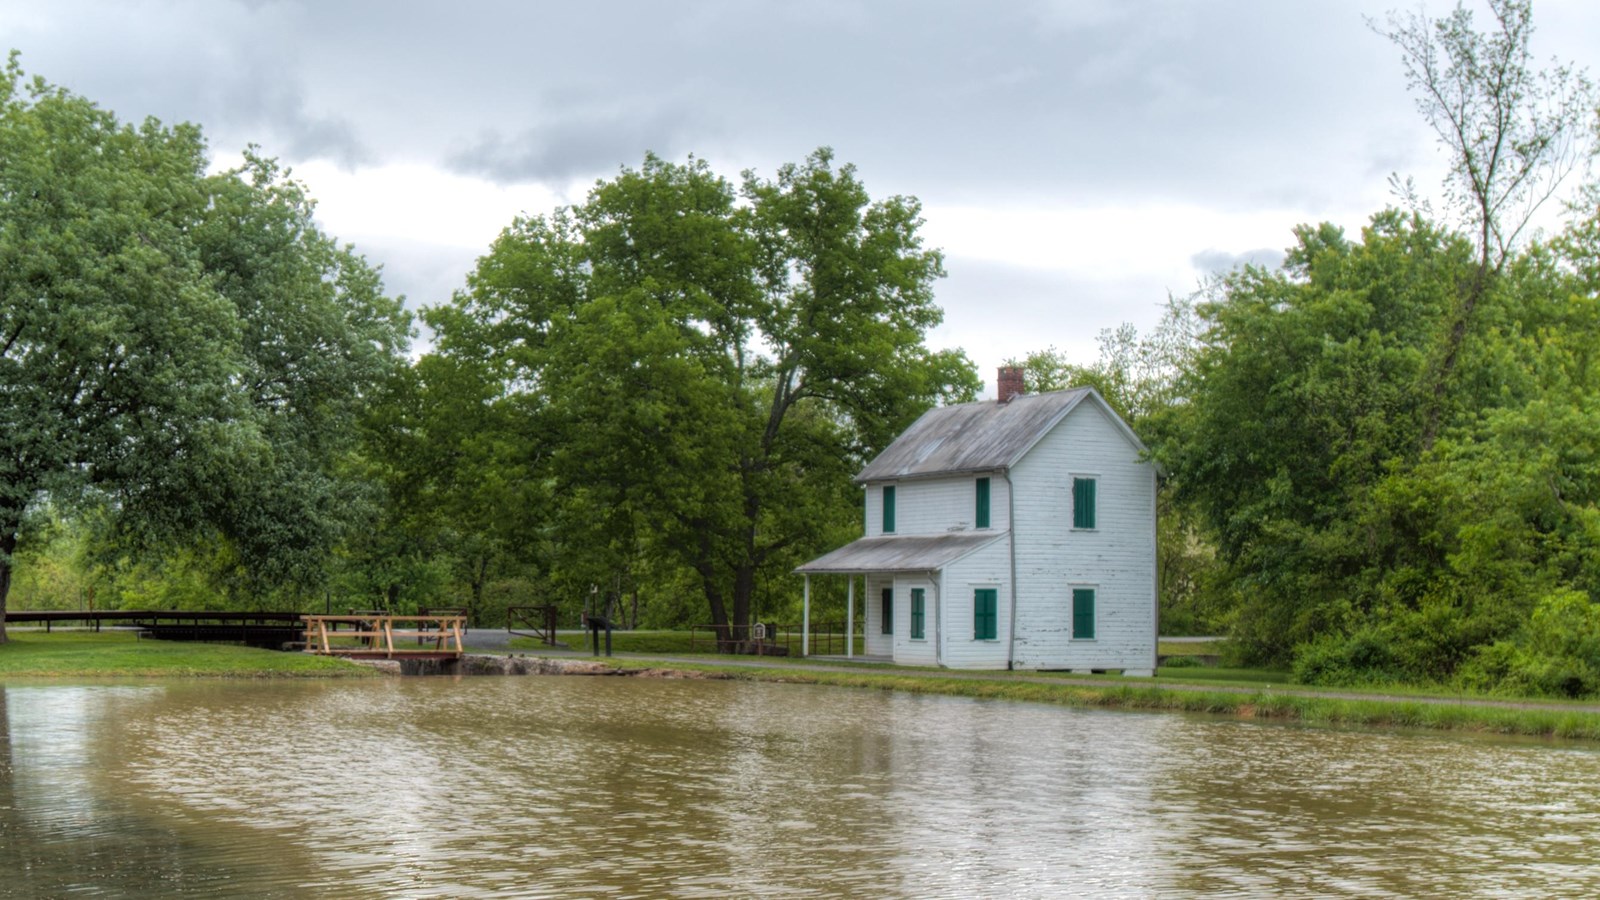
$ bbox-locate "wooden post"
[802,575,810,658]
[846,577,854,659]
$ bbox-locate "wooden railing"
[300,615,465,658]
[507,605,561,646]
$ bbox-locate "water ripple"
[2,679,1598,897]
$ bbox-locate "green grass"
[510,629,867,656]
[0,631,378,678]
[519,630,1221,661]
[1157,640,1225,657]
[576,659,1600,741]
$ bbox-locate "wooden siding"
[937,539,1012,669]
[864,476,1009,537]
[1008,400,1156,672]
[863,575,893,657]
[891,576,938,665]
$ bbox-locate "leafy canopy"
[429,149,976,637]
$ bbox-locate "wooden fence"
[300,614,465,659]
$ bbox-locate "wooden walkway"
[300,614,465,660]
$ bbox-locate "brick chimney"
[997,366,1025,404]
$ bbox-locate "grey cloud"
[931,256,1182,387]
[12,0,1596,213]
[239,82,371,169]
[445,105,709,185]
[334,233,480,312]
[1,0,370,165]
[1191,248,1285,273]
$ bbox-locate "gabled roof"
[855,388,1143,483]
[795,532,1004,575]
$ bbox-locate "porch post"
[846,576,854,659]
[802,574,811,658]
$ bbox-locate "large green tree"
[432,149,976,645]
[0,60,409,637]
[1144,1,1600,694]
[1159,213,1476,662]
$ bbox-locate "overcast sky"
[5,0,1598,393]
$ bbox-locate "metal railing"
[689,622,795,655]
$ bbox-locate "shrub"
[1456,590,1600,698]
[1292,628,1403,686]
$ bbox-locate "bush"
[1456,590,1600,698]
[1292,628,1404,686]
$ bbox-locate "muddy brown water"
[1,677,1598,897]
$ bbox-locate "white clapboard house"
[796,367,1157,674]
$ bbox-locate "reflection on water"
[1,677,1599,897]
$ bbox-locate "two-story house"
[796,367,1157,674]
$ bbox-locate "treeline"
[0,55,411,638]
[9,2,1600,699]
[1013,0,1600,696]
[0,53,973,640]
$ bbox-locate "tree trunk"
[1420,263,1492,450]
[694,554,733,650]
[0,529,14,645]
[469,554,489,628]
[731,562,755,643]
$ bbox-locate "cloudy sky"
[5,0,1598,393]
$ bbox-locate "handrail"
[300,615,465,658]
[507,605,561,646]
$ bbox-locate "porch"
[795,532,1003,661]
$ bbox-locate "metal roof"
[794,532,1004,574]
[857,388,1119,483]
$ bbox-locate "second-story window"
[1072,477,1096,530]
[975,477,991,529]
[883,485,896,533]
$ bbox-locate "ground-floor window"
[910,588,925,639]
[1072,587,1096,640]
[881,587,893,635]
[974,588,997,640]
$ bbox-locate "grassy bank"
[513,630,868,655]
[571,658,1600,741]
[0,631,376,678]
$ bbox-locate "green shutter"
[883,485,896,533]
[911,588,925,639]
[974,588,997,640]
[881,587,893,635]
[975,477,991,529]
[1073,478,1096,529]
[1072,588,1096,639]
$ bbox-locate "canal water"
[2,677,1598,897]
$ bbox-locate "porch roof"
[794,532,1003,575]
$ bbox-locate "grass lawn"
[0,631,377,678]
[510,629,867,656]
[505,630,1600,720]
[549,657,1600,741]
[1157,639,1224,657]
